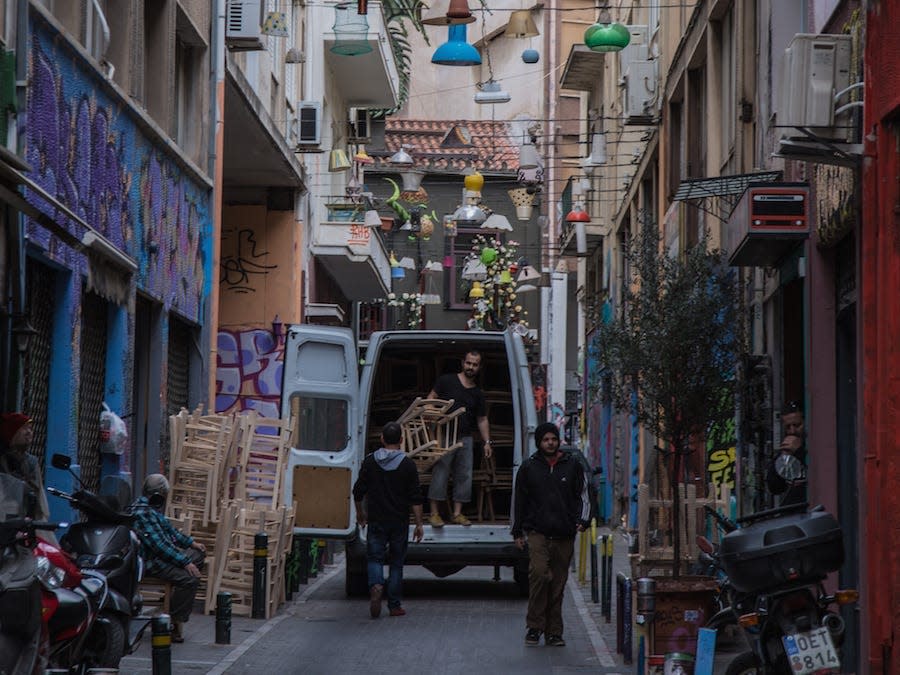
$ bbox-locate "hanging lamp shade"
[461,258,488,280]
[331,3,373,55]
[469,280,485,300]
[453,202,487,225]
[504,10,539,38]
[432,24,481,66]
[421,0,475,25]
[522,48,540,64]
[389,145,414,166]
[364,208,382,227]
[328,149,351,172]
[474,80,511,104]
[481,213,513,231]
[515,283,537,293]
[518,139,541,170]
[584,11,631,53]
[464,171,484,193]
[262,12,289,37]
[517,264,541,282]
[565,203,590,223]
[354,147,374,164]
[391,266,406,280]
[285,47,305,63]
[400,169,425,192]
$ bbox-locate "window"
[289,394,349,452]
[444,228,504,309]
[175,7,207,164]
[718,11,736,163]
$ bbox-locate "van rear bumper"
[406,541,527,567]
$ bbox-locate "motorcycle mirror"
[696,535,714,554]
[51,453,71,470]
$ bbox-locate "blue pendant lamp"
[432,24,481,66]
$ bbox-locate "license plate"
[782,627,841,674]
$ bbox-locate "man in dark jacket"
[512,422,590,647]
[766,401,808,506]
[353,421,424,618]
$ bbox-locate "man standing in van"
[512,422,590,647]
[353,421,424,618]
[426,349,492,527]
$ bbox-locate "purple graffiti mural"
[216,329,284,418]
[25,26,209,320]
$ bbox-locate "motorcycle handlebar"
[703,504,739,533]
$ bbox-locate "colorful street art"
[707,416,737,490]
[25,24,210,321]
[216,328,284,418]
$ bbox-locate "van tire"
[345,538,368,597]
[513,561,530,597]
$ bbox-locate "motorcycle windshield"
[0,473,29,520]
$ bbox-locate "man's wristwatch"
[484,439,493,446]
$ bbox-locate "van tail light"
[738,612,760,628]
[835,589,859,605]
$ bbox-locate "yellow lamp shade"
[469,280,485,299]
[464,171,485,193]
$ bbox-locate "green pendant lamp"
[584,9,630,53]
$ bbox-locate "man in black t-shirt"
[426,349,493,527]
[353,422,424,618]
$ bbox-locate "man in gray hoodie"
[353,421,424,618]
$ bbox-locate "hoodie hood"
[374,447,406,471]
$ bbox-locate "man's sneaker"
[429,513,445,528]
[450,513,471,526]
[369,584,383,618]
[389,606,406,617]
[525,628,542,646]
[171,621,185,643]
[545,634,566,647]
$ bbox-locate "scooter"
[47,453,150,664]
[0,473,51,675]
[717,503,857,675]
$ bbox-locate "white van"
[280,326,537,595]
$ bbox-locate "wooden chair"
[475,454,514,522]
[397,398,465,474]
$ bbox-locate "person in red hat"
[0,412,50,522]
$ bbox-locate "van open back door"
[280,325,359,538]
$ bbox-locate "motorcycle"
[47,453,149,666]
[0,474,51,675]
[717,502,857,675]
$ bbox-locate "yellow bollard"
[578,529,588,584]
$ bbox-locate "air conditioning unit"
[623,60,656,125]
[618,25,649,76]
[296,102,322,146]
[726,183,810,267]
[348,109,371,143]
[226,0,264,51]
[779,33,852,138]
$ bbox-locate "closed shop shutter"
[78,289,108,493]
[23,260,56,474]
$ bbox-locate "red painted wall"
[862,1,900,671]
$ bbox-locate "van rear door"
[281,325,359,538]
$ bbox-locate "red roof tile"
[376,119,519,175]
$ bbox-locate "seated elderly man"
[129,474,205,642]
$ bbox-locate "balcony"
[318,2,400,109]
[560,45,606,91]
[311,218,391,300]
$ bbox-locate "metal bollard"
[215,591,232,644]
[621,575,633,665]
[151,614,172,675]
[599,534,608,610]
[590,520,599,604]
[252,532,268,619]
[603,535,614,622]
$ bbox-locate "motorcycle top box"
[720,507,844,593]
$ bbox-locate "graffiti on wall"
[216,328,284,417]
[26,26,209,321]
[220,228,278,294]
[529,363,547,419]
[707,416,737,490]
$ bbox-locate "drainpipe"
[9,0,29,411]
[207,0,226,408]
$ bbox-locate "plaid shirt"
[129,496,194,574]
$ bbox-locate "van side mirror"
[51,454,71,470]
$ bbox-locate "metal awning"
[311,221,391,300]
[673,170,783,222]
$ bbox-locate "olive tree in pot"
[596,211,740,578]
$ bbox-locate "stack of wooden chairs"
[159,406,296,615]
[397,397,464,475]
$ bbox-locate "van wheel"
[513,562,529,597]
